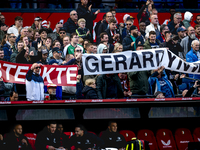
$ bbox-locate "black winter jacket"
[82,86,98,99]
[63,18,79,34]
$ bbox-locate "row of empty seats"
[22,128,200,150]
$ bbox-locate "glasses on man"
[35,67,41,69]
[71,13,78,16]
[10,36,16,38]
[59,32,66,34]
[127,24,132,26]
[75,49,82,52]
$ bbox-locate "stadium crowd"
[1,0,200,101]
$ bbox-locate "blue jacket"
[186,48,200,79]
[3,43,12,61]
[148,70,175,97]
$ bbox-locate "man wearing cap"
[50,47,63,65]
[45,84,57,100]
[122,25,144,51]
[56,27,67,47]
[31,16,43,30]
[155,91,165,98]
[177,27,187,43]
[48,22,64,41]
[36,48,49,65]
[26,63,44,101]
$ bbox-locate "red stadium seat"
[137,129,159,150]
[64,132,75,138]
[175,128,194,150]
[156,129,177,150]
[24,133,37,150]
[119,130,136,142]
[193,127,200,142]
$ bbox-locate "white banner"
[82,48,200,75]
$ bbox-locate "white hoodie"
[184,11,193,21]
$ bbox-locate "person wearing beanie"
[182,11,193,30]
[122,25,144,51]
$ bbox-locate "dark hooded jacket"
[82,86,98,99]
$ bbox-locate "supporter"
[82,78,98,99]
[4,91,18,101]
[97,12,113,39]
[159,31,183,56]
[45,83,58,100]
[83,39,89,49]
[186,40,200,80]
[7,16,23,38]
[101,121,126,149]
[55,27,66,47]
[122,25,144,51]
[95,14,106,38]
[35,122,65,150]
[180,26,198,59]
[127,44,151,96]
[145,15,160,38]
[16,46,33,64]
[99,32,114,52]
[44,37,52,52]
[96,73,124,99]
[26,63,44,101]
[1,34,8,47]
[182,11,193,29]
[106,18,120,45]
[3,33,16,61]
[63,32,84,57]
[76,18,92,41]
[168,13,184,35]
[57,124,69,149]
[0,14,5,24]
[139,22,146,37]
[97,43,108,54]
[93,44,97,54]
[63,35,71,48]
[63,10,79,34]
[0,47,5,61]
[144,31,160,49]
[0,23,7,42]
[27,28,34,42]
[36,48,48,65]
[113,43,123,53]
[10,40,24,63]
[31,16,52,33]
[0,78,4,95]
[156,24,169,43]
[121,19,133,40]
[48,22,63,41]
[191,15,200,28]
[154,91,165,98]
[3,124,32,150]
[69,124,104,150]
[182,80,200,97]
[20,35,37,56]
[195,24,200,40]
[76,0,100,39]
[118,73,132,97]
[50,47,63,65]
[110,8,118,24]
[78,37,84,46]
[137,0,154,25]
[33,29,40,42]
[32,28,48,50]
[177,27,187,43]
[148,66,175,98]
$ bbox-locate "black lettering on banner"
[129,52,142,69]
[191,64,199,72]
[155,50,164,66]
[85,56,99,72]
[142,51,154,68]
[167,50,176,68]
[183,62,190,71]
[176,60,182,70]
[113,55,127,71]
[101,56,113,71]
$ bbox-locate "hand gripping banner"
[82,48,200,75]
[0,61,78,86]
